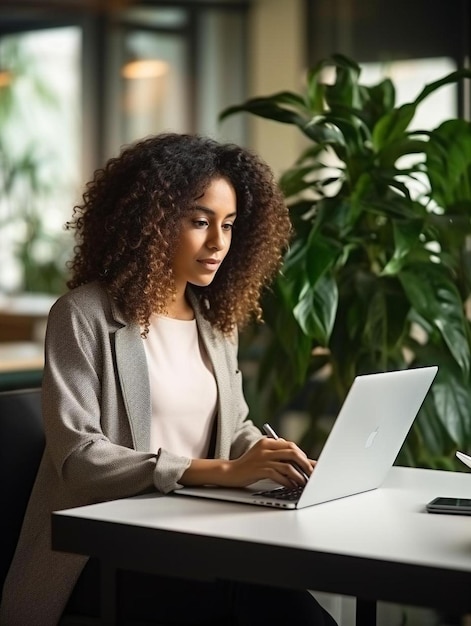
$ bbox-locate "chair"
[0,388,183,626]
[0,388,99,625]
[0,387,44,597]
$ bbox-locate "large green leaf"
[293,143,328,166]
[431,369,471,445]
[304,56,359,114]
[427,210,471,267]
[305,232,341,287]
[302,119,348,146]
[426,119,471,207]
[372,103,416,151]
[406,341,471,450]
[318,114,369,156]
[219,90,307,120]
[293,274,338,344]
[414,398,449,458]
[378,137,428,169]
[382,219,425,275]
[313,196,361,237]
[362,287,389,368]
[414,69,471,107]
[325,55,362,110]
[362,78,396,122]
[399,264,471,377]
[259,285,313,386]
[279,164,326,198]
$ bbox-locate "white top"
[143,315,217,457]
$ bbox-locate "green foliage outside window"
[0,37,71,295]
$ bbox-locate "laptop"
[176,366,438,510]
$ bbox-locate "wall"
[246,0,307,176]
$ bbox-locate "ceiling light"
[121,59,169,80]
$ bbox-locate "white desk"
[52,467,471,625]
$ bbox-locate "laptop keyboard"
[254,485,304,501]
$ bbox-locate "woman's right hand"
[180,437,315,489]
[224,436,314,488]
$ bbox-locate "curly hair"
[66,133,292,334]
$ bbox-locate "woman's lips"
[197,258,221,271]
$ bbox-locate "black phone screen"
[426,497,471,515]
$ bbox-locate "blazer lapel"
[111,300,151,452]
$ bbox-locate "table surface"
[0,292,56,317]
[0,293,56,343]
[52,466,471,614]
[0,341,44,372]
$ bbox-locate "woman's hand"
[180,437,315,489]
[226,437,315,488]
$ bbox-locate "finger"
[268,468,298,488]
[272,461,308,485]
[274,440,312,466]
[260,437,290,451]
[267,448,312,477]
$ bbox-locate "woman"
[0,133,337,625]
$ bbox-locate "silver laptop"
[176,366,438,510]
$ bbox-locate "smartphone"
[426,497,471,515]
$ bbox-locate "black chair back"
[0,388,44,596]
[0,388,192,626]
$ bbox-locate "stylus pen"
[262,423,309,482]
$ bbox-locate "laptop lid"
[296,365,437,508]
[176,366,437,509]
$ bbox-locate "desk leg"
[356,598,376,626]
[100,562,117,625]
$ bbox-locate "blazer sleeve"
[42,289,191,503]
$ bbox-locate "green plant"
[221,54,471,469]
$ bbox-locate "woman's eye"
[222,223,234,231]
[193,219,209,228]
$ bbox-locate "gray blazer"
[0,282,262,626]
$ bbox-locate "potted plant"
[220,54,471,469]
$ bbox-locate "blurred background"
[0,0,469,300]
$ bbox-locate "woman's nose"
[207,229,225,250]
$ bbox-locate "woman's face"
[172,177,237,292]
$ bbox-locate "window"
[104,4,248,157]
[0,26,81,293]
[305,0,470,120]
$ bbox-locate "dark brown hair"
[67,133,291,334]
